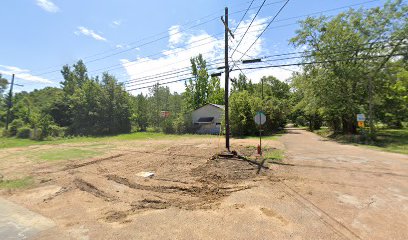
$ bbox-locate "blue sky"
[0,0,389,94]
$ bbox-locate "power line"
[124,60,224,86]
[125,52,405,92]
[35,0,387,84]
[239,0,291,61]
[31,0,287,77]
[125,63,222,87]
[236,53,406,71]
[126,76,194,92]
[125,39,404,87]
[233,0,256,33]
[231,0,267,58]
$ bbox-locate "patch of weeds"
[35,148,101,162]
[263,149,284,162]
[0,177,34,189]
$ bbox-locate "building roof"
[209,104,225,109]
[193,103,225,111]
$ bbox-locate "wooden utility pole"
[5,74,15,130]
[221,7,233,152]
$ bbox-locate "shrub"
[8,119,24,136]
[16,127,32,139]
[30,128,43,140]
[162,118,175,134]
[48,125,66,138]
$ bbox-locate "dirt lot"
[0,130,407,239]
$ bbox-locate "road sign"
[358,121,365,128]
[254,111,266,125]
[357,114,366,121]
[160,111,171,118]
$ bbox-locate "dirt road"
[0,130,407,239]
[274,128,408,239]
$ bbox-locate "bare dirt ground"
[0,130,407,239]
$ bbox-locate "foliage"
[8,119,24,136]
[184,54,224,112]
[229,75,291,136]
[290,0,408,134]
[16,127,32,139]
[0,74,8,98]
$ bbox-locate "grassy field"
[0,177,33,189]
[0,132,217,149]
[0,131,283,150]
[315,127,408,155]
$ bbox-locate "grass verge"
[35,149,102,162]
[0,177,33,189]
[315,127,408,155]
[0,132,218,150]
[263,149,284,161]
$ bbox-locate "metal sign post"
[254,111,266,155]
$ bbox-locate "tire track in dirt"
[74,178,118,202]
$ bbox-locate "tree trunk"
[342,117,357,134]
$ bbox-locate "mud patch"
[260,207,289,225]
[65,154,125,170]
[74,178,117,202]
[104,210,128,223]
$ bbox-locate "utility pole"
[5,74,15,130]
[368,76,374,135]
[221,7,234,152]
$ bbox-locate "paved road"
[0,198,54,240]
[276,128,408,240]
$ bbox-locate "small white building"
[192,104,224,134]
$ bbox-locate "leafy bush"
[161,118,175,134]
[16,127,32,139]
[8,119,24,136]
[31,128,43,140]
[48,125,67,138]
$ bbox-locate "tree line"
[0,0,406,140]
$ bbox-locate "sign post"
[254,111,266,155]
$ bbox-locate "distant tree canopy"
[60,61,132,135]
[0,74,8,97]
[290,0,408,133]
[1,0,406,139]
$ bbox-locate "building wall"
[192,105,223,134]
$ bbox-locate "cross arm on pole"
[221,16,235,39]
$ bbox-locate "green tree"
[0,74,8,97]
[290,0,407,134]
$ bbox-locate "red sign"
[160,111,171,118]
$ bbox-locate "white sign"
[357,114,366,121]
[254,111,266,125]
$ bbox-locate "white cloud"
[110,20,122,28]
[75,26,107,41]
[168,25,183,46]
[113,20,121,26]
[121,16,293,95]
[36,0,59,13]
[0,65,53,84]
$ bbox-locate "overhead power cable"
[239,0,291,61]
[31,0,287,77]
[125,50,405,92]
[233,0,256,33]
[231,0,267,58]
[124,39,404,86]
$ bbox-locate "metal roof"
[194,103,225,111]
